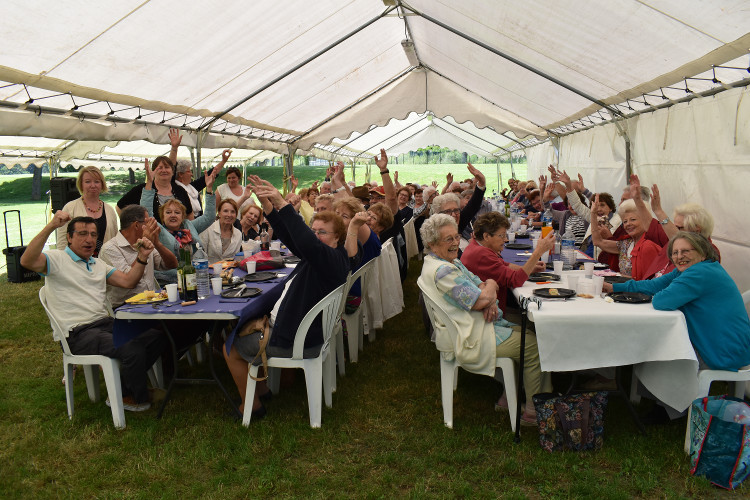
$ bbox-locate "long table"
[114,271,289,418]
[502,240,700,414]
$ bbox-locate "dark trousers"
[67,317,166,403]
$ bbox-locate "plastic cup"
[584,261,595,278]
[270,241,281,252]
[507,232,516,243]
[540,251,550,263]
[593,275,605,297]
[531,238,538,250]
[541,226,553,238]
[212,263,223,275]
[553,260,564,274]
[566,275,579,293]
[211,277,222,295]
[165,283,178,302]
[519,224,528,233]
[246,261,256,274]
[578,279,595,298]
[531,231,540,240]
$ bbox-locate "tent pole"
[350,159,356,185]
[496,157,500,194]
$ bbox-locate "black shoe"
[251,404,267,421]
[259,390,273,403]
[640,404,670,425]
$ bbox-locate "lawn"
[0,258,736,499]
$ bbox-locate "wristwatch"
[659,217,670,225]
[334,186,346,193]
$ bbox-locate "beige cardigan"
[55,198,119,251]
[200,220,242,262]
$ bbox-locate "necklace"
[84,199,103,214]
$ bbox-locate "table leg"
[155,319,241,420]
[514,308,528,444]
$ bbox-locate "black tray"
[533,288,576,299]
[514,233,530,239]
[528,272,561,282]
[283,255,301,264]
[220,287,262,299]
[608,292,652,303]
[244,271,279,282]
[604,275,631,284]
[505,243,532,250]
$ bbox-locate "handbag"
[240,250,284,271]
[532,392,608,452]
[689,395,750,489]
[237,315,271,381]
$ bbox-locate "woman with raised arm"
[118,156,194,225]
[214,166,255,215]
[223,175,351,420]
[56,165,118,257]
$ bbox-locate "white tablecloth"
[513,271,700,412]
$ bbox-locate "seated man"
[100,205,178,308]
[22,212,166,411]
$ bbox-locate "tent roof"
[0,1,748,156]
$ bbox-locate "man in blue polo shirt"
[22,211,165,411]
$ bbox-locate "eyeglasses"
[440,208,461,216]
[311,229,331,236]
[441,235,461,244]
[74,231,98,238]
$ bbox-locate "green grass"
[0,259,738,499]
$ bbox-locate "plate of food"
[533,288,576,299]
[125,290,168,304]
[505,243,532,250]
[607,292,652,303]
[528,272,560,282]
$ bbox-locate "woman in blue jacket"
[605,232,750,371]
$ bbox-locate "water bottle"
[561,228,576,266]
[192,242,210,300]
[260,225,270,251]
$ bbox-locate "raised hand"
[374,148,388,171]
[311,180,318,191]
[431,180,438,189]
[629,174,642,202]
[222,149,232,162]
[547,164,560,181]
[394,171,399,183]
[248,175,285,209]
[51,210,71,228]
[205,168,216,190]
[144,158,154,187]
[290,175,299,191]
[446,172,453,185]
[142,217,160,242]
[135,237,155,259]
[168,128,182,148]
[558,170,572,191]
[466,162,486,188]
[651,183,663,213]
[577,173,585,192]
[350,211,369,229]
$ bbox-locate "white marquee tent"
[0,0,749,288]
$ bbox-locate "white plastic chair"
[39,286,126,429]
[404,217,419,260]
[243,283,345,428]
[417,276,519,431]
[340,260,377,365]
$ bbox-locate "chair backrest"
[39,286,74,355]
[291,282,347,359]
[336,271,353,319]
[416,275,459,343]
[343,258,377,299]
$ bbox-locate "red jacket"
[599,218,668,272]
[460,238,528,313]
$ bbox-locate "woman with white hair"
[420,214,551,426]
[591,195,660,280]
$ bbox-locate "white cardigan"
[199,220,242,262]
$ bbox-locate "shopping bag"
[689,395,750,489]
[532,392,608,452]
[240,250,284,271]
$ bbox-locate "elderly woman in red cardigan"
[461,212,555,313]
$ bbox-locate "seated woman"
[591,196,660,280]
[604,232,750,372]
[240,204,273,242]
[223,175,351,419]
[200,199,243,262]
[334,197,382,309]
[420,214,551,426]
[461,212,555,314]
[140,166,217,285]
[639,183,719,279]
